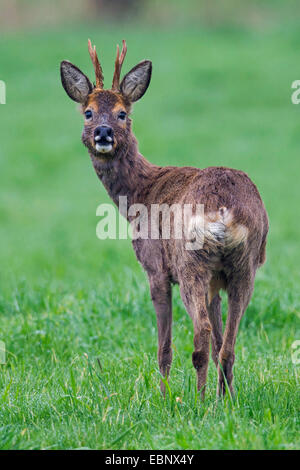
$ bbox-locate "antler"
[112,39,127,91]
[88,39,104,89]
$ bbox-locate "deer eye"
[85,110,93,120]
[118,111,126,120]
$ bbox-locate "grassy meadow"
[0,22,299,449]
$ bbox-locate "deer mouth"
[95,142,113,154]
[94,136,114,154]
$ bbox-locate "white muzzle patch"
[95,143,113,153]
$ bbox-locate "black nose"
[94,126,114,141]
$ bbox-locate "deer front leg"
[180,281,211,400]
[149,274,172,395]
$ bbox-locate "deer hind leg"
[207,293,223,368]
[217,269,255,396]
[149,274,172,396]
[207,276,225,368]
[180,276,211,399]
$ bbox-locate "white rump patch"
[188,207,247,248]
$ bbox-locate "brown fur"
[60,42,269,399]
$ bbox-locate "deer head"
[60,40,152,157]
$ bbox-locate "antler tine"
[119,39,127,67]
[88,39,104,89]
[112,39,127,91]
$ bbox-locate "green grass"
[0,22,299,449]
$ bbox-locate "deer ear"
[60,60,93,103]
[120,60,152,102]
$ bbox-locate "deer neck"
[89,134,157,209]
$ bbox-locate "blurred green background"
[0,0,299,450]
[1,0,300,285]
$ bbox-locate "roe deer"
[60,40,269,398]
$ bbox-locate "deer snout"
[94,126,113,143]
[94,126,114,154]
